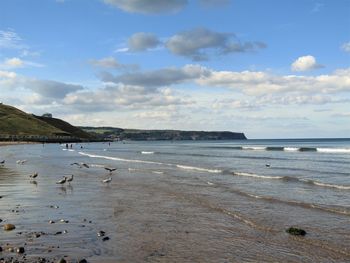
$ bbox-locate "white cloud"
[90,57,121,68]
[166,27,266,61]
[0,29,23,49]
[103,0,187,14]
[291,55,323,72]
[127,32,160,51]
[341,41,350,53]
[0,57,24,69]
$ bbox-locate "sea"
[0,138,349,262]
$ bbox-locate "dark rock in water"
[286,227,306,236]
[0,246,2,252]
[16,247,25,253]
[55,231,62,235]
[57,258,67,263]
[0,219,2,223]
[79,259,88,263]
[3,223,16,231]
[102,236,110,241]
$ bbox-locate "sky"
[0,0,349,139]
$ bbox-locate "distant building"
[42,113,52,118]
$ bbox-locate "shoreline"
[0,141,39,147]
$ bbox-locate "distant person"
[70,144,73,149]
[66,143,68,149]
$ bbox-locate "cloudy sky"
[0,0,349,138]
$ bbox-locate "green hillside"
[80,126,247,141]
[0,103,95,141]
[35,115,94,140]
[0,104,62,136]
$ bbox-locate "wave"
[206,145,350,154]
[176,165,222,174]
[242,146,266,151]
[79,152,165,165]
[232,172,282,180]
[317,148,350,154]
[141,151,155,154]
[240,191,350,216]
[231,172,350,190]
[79,152,222,174]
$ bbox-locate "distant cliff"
[80,127,247,141]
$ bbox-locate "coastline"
[0,141,38,147]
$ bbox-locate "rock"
[0,219,2,223]
[97,231,105,237]
[0,246,2,252]
[57,258,67,263]
[3,224,16,231]
[49,220,55,224]
[102,236,110,241]
[55,231,62,235]
[286,227,307,236]
[78,259,88,263]
[16,247,25,254]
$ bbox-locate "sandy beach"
[0,142,38,147]
[0,141,350,262]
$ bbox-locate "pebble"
[102,236,110,241]
[49,220,55,224]
[3,224,16,231]
[16,247,25,254]
[97,231,105,237]
[0,246,2,252]
[78,259,88,263]
[57,258,67,263]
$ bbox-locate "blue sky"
[0,0,349,138]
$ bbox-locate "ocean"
[0,138,349,262]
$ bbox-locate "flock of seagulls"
[1,158,116,185]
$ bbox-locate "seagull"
[82,163,89,168]
[30,172,38,179]
[104,167,117,173]
[56,176,67,184]
[67,174,74,184]
[102,177,112,184]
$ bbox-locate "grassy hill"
[0,103,95,142]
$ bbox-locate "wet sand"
[0,143,350,262]
[0,141,37,147]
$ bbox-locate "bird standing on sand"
[104,167,116,173]
[102,177,112,184]
[30,172,38,179]
[67,174,74,184]
[56,176,67,184]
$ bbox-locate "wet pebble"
[102,236,110,241]
[97,231,105,237]
[49,220,55,224]
[79,259,88,263]
[3,224,16,231]
[16,247,25,254]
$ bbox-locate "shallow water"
[0,139,350,262]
